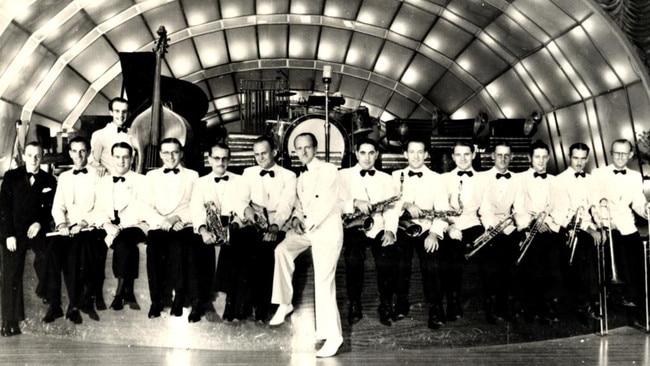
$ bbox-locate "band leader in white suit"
[269,132,344,358]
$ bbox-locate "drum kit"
[265,92,375,167]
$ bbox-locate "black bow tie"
[613,169,626,175]
[297,166,309,176]
[360,169,375,177]
[260,170,275,178]
[113,176,125,183]
[457,170,473,177]
[117,126,128,133]
[533,172,547,179]
[574,171,586,178]
[496,172,511,179]
[26,171,37,178]
[73,168,88,175]
[164,168,179,174]
[214,175,229,183]
[408,170,422,178]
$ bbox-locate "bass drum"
[282,114,350,168]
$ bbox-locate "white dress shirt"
[339,164,399,239]
[478,167,519,235]
[241,164,297,228]
[442,168,485,231]
[141,166,198,229]
[294,158,342,233]
[391,166,449,238]
[513,168,568,233]
[590,164,647,235]
[89,123,135,175]
[557,167,595,231]
[52,165,99,227]
[190,171,248,233]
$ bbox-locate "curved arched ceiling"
[1,0,650,172]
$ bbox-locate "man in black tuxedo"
[0,141,57,336]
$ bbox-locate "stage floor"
[0,242,647,363]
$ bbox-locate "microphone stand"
[323,66,332,162]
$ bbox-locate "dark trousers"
[147,228,193,304]
[111,227,146,280]
[344,229,398,304]
[82,231,107,300]
[214,226,256,314]
[440,225,483,303]
[187,236,216,305]
[611,230,645,306]
[250,230,285,318]
[47,231,103,308]
[474,232,518,309]
[562,230,598,306]
[515,231,564,313]
[396,230,442,306]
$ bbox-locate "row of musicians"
[1,134,648,339]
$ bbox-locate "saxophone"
[204,201,230,246]
[398,184,464,238]
[516,210,548,265]
[343,194,401,231]
[465,213,515,259]
[248,201,270,232]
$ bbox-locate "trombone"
[465,213,514,260]
[516,210,548,265]
[566,206,585,265]
[599,198,621,284]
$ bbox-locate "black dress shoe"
[188,302,203,323]
[95,295,107,311]
[66,309,83,324]
[394,297,410,321]
[347,301,363,325]
[110,295,124,311]
[42,305,64,323]
[123,292,140,310]
[1,325,9,337]
[428,305,445,330]
[9,322,21,336]
[170,299,183,317]
[82,306,100,321]
[378,302,393,326]
[148,302,162,319]
[446,298,463,322]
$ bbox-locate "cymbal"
[277,90,296,97]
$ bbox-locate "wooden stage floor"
[0,244,649,364]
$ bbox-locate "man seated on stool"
[269,132,344,358]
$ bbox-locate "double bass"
[128,26,192,173]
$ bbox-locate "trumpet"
[205,200,230,246]
[247,201,270,232]
[398,207,464,238]
[465,213,514,259]
[566,206,585,265]
[599,198,621,284]
[343,194,401,231]
[516,210,548,265]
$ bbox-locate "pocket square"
[42,187,52,193]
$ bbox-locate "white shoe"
[269,304,294,326]
[315,336,343,358]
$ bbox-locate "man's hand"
[404,202,422,218]
[263,224,280,242]
[382,230,396,247]
[291,217,305,235]
[448,226,462,241]
[354,199,372,215]
[27,222,41,239]
[243,207,256,223]
[96,164,107,177]
[103,223,121,237]
[56,223,71,237]
[6,236,17,252]
[424,233,439,253]
[161,215,181,231]
[200,228,216,245]
[538,222,551,233]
